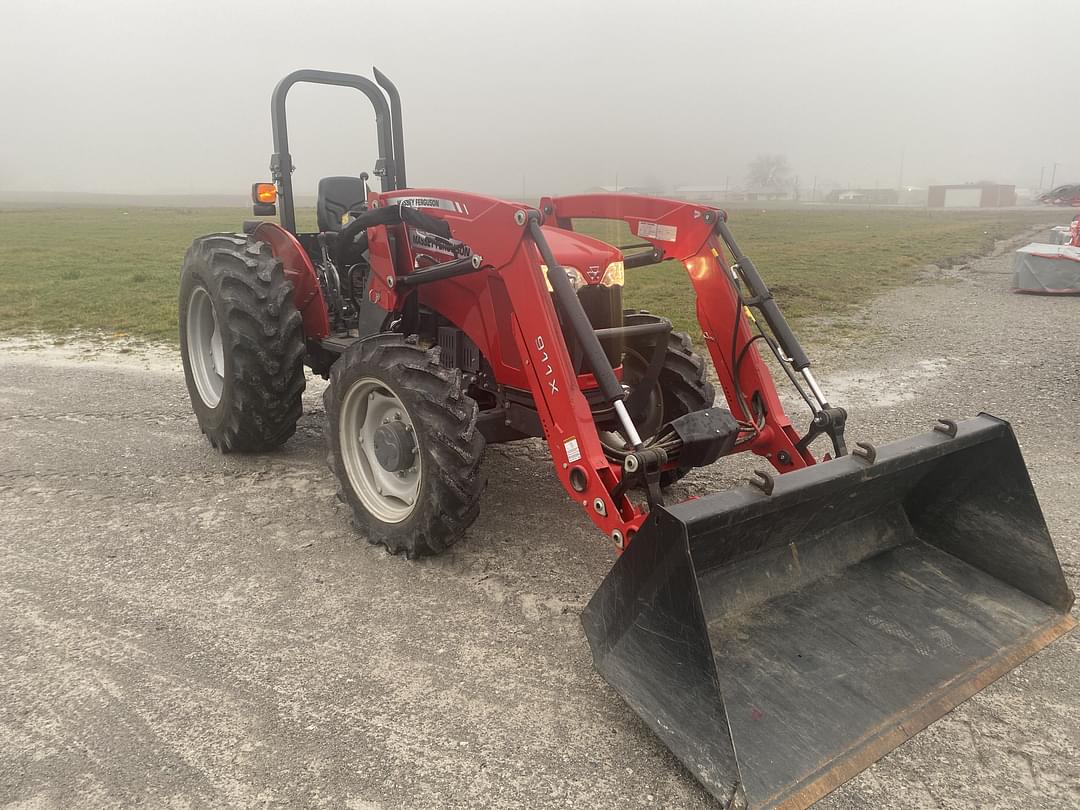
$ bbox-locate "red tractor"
[179,69,1074,809]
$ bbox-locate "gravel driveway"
[1,227,1077,809]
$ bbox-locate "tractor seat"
[317,176,368,232]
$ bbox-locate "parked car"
[1038,183,1080,206]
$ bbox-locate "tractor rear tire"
[324,334,486,558]
[179,234,306,453]
[623,311,715,487]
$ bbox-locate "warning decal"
[637,221,678,242]
[564,436,582,464]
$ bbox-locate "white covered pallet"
[1012,243,1080,294]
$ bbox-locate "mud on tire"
[324,334,486,558]
[179,234,306,452]
[623,311,715,486]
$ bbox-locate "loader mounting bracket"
[613,447,668,510]
[796,405,848,457]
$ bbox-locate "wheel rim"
[339,377,422,524]
[186,286,225,408]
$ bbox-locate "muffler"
[582,414,1075,809]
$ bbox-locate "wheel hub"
[339,378,422,524]
[373,420,416,472]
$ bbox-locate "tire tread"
[180,234,306,452]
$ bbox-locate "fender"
[252,222,330,339]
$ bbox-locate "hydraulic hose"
[715,219,811,371]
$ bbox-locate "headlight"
[600,260,624,287]
[540,264,586,292]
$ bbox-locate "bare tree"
[747,154,791,190]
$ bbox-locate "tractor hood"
[540,226,623,286]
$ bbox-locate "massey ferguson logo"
[586,265,601,282]
[400,197,444,209]
[535,336,558,394]
[396,196,470,215]
[410,229,472,259]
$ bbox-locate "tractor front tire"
[179,234,306,452]
[324,335,486,558]
[623,311,715,487]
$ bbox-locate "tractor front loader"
[178,69,1075,809]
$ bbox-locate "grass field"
[0,205,1070,343]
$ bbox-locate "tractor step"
[318,334,360,355]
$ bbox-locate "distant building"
[927,183,1016,208]
[826,188,900,205]
[898,187,929,206]
[674,186,731,202]
[743,188,797,202]
[674,186,796,203]
[585,185,657,196]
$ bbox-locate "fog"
[1,0,1076,199]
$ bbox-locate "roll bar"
[373,67,407,190]
[269,68,406,233]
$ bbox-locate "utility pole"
[1050,162,1061,189]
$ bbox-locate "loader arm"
[365,190,650,543]
[542,193,829,471]
[363,189,842,546]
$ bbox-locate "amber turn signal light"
[251,182,277,204]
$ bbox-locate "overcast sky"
[1,0,1076,197]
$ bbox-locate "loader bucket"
[582,414,1075,810]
